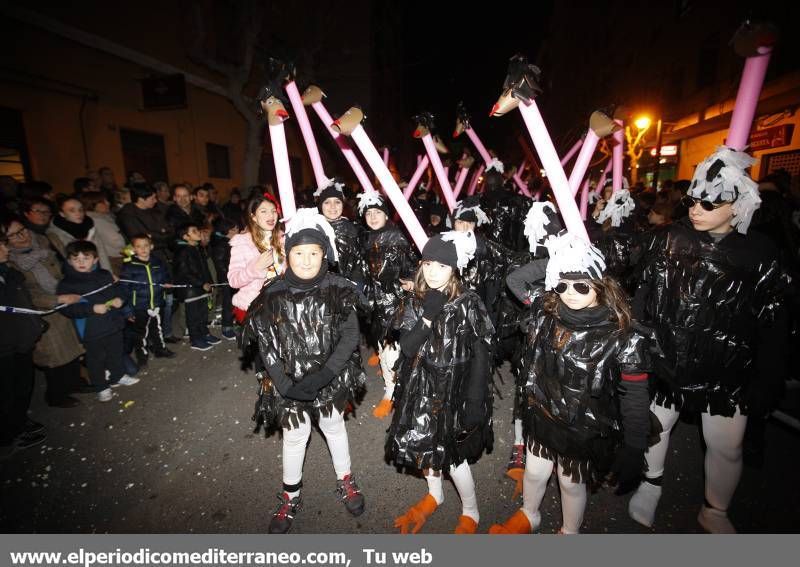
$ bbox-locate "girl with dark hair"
[490,234,655,534]
[386,231,494,534]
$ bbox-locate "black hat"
[421,231,477,272]
[283,208,338,263]
[314,178,346,206]
[357,190,389,217]
[453,196,489,226]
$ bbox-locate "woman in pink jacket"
[228,193,285,323]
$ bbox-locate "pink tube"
[568,130,600,196]
[421,134,458,213]
[726,49,772,150]
[443,165,450,182]
[403,155,429,200]
[612,120,624,193]
[560,138,583,166]
[452,167,470,199]
[417,154,423,166]
[579,178,591,220]
[512,160,526,184]
[517,100,588,241]
[467,164,485,196]
[310,101,376,193]
[594,158,613,195]
[465,128,493,165]
[382,147,390,166]
[285,81,326,187]
[350,125,429,251]
[267,123,297,220]
[512,173,532,197]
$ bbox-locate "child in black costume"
[246,208,366,534]
[386,230,494,534]
[491,234,653,534]
[314,178,366,289]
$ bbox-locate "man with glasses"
[21,198,54,236]
[628,146,791,533]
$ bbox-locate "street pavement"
[2,338,799,534]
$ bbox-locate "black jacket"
[172,241,212,300]
[116,203,172,255]
[56,265,126,342]
[119,254,169,311]
[329,217,366,285]
[209,233,231,285]
[0,264,44,356]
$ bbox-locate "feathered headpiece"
[284,207,338,263]
[524,202,564,254]
[453,196,490,226]
[486,157,505,174]
[687,146,761,234]
[596,188,636,227]
[440,231,477,272]
[502,54,543,104]
[313,177,346,203]
[544,233,606,290]
[356,190,387,216]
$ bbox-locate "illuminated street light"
[634,115,652,130]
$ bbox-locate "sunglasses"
[681,195,728,212]
[554,280,593,295]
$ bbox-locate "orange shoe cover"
[367,353,380,367]
[506,467,524,500]
[372,398,393,419]
[394,494,438,534]
[488,510,532,534]
[454,515,478,534]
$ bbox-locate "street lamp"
[634,115,652,131]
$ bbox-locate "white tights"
[379,343,400,400]
[521,450,587,534]
[281,409,352,492]
[645,402,747,511]
[424,462,480,523]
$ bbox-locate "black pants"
[84,331,125,392]
[43,358,82,404]
[131,308,166,353]
[0,351,35,445]
[185,297,209,341]
[220,285,233,329]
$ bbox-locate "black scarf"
[284,261,329,290]
[53,214,94,240]
[556,303,613,330]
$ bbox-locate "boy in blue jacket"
[57,241,139,402]
[120,234,175,365]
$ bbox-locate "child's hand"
[110,297,123,309]
[162,283,174,289]
[93,303,109,315]
[400,279,415,292]
[128,316,136,323]
[202,283,212,292]
[255,250,275,271]
[57,294,81,305]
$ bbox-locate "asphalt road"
[2,338,799,534]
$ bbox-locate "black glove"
[302,367,336,392]
[461,401,484,430]
[609,445,646,495]
[284,382,317,402]
[456,426,484,461]
[422,289,448,321]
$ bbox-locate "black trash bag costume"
[632,217,791,416]
[362,222,419,348]
[480,171,528,251]
[329,217,367,286]
[245,272,367,431]
[386,290,495,471]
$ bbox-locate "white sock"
[317,409,352,481]
[556,463,587,534]
[285,489,300,500]
[425,471,444,505]
[521,450,552,528]
[379,343,400,399]
[449,461,479,523]
[513,419,524,446]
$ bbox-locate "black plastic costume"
[386,291,495,471]
[481,185,528,251]
[329,217,366,286]
[362,222,419,348]
[632,218,790,416]
[460,234,512,324]
[245,273,367,431]
[588,221,639,292]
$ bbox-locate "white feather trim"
[596,188,635,227]
[312,177,345,198]
[688,146,761,234]
[284,207,339,263]
[440,230,477,272]
[356,190,385,216]
[524,202,556,251]
[544,233,606,290]
[486,158,505,174]
[453,200,490,226]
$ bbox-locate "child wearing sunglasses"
[386,231,494,534]
[628,146,790,533]
[492,234,655,534]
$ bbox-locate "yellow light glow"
[634,116,652,130]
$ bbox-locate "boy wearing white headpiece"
[628,146,790,533]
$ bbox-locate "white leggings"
[645,402,748,511]
[522,450,587,534]
[379,343,400,400]
[424,462,480,522]
[282,409,352,486]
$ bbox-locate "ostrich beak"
[413,129,422,138]
[489,103,500,117]
[276,109,289,119]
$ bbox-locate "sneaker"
[507,444,525,471]
[190,339,213,352]
[23,419,46,435]
[204,334,222,345]
[268,492,302,534]
[15,431,47,450]
[122,355,139,376]
[111,375,140,388]
[154,348,176,358]
[97,388,113,402]
[221,328,237,340]
[628,480,662,528]
[336,474,365,517]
